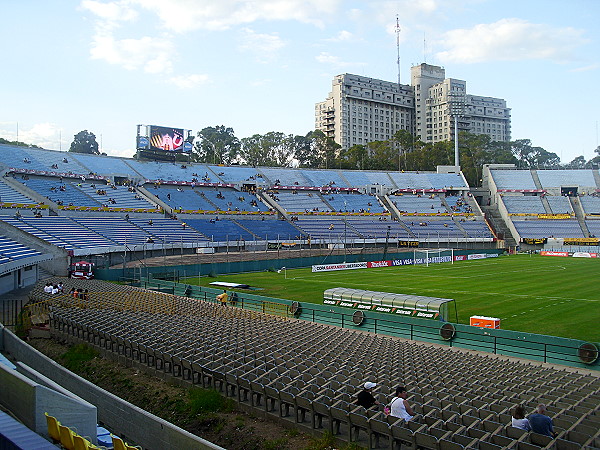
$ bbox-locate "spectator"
[57,282,64,293]
[511,405,531,431]
[44,283,53,293]
[528,404,557,438]
[216,290,228,307]
[356,381,380,409]
[51,284,59,295]
[388,386,415,421]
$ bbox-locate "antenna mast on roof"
[395,15,401,85]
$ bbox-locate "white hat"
[364,382,377,390]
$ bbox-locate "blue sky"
[2,0,599,164]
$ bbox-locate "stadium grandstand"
[2,145,600,449]
[0,144,494,278]
[482,164,600,251]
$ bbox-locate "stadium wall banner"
[312,251,499,272]
[537,214,572,219]
[312,262,368,272]
[398,241,419,247]
[540,251,569,257]
[564,238,599,246]
[367,260,392,268]
[523,238,547,245]
[572,252,598,258]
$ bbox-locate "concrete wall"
[0,363,96,439]
[1,326,224,450]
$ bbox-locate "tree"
[69,130,99,154]
[510,139,560,168]
[567,155,587,169]
[194,126,240,165]
[300,130,341,169]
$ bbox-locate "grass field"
[184,254,600,342]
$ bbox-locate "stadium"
[0,143,599,449]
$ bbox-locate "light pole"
[450,91,466,168]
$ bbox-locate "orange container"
[470,315,500,329]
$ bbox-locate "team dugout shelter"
[323,287,457,322]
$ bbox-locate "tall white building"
[316,63,511,150]
[315,73,415,150]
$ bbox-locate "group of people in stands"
[356,382,558,438]
[43,282,64,295]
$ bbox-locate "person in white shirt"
[43,283,53,293]
[511,404,531,431]
[389,386,414,421]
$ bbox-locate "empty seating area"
[125,160,201,182]
[513,220,584,239]
[19,177,100,207]
[325,192,387,213]
[1,216,74,249]
[406,220,466,239]
[195,187,268,212]
[585,220,600,238]
[0,178,36,204]
[391,194,446,214]
[184,219,255,242]
[234,219,305,240]
[129,218,208,244]
[427,173,468,190]
[342,170,392,187]
[17,217,117,248]
[208,165,263,184]
[536,169,597,190]
[76,182,156,209]
[491,170,537,190]
[458,220,494,239]
[295,218,362,240]
[270,190,332,213]
[301,169,348,187]
[21,147,89,174]
[581,196,600,215]
[388,172,434,190]
[259,167,311,186]
[546,196,573,215]
[46,285,600,450]
[345,219,412,239]
[502,196,546,214]
[150,186,216,211]
[0,235,42,263]
[73,217,153,246]
[70,152,139,177]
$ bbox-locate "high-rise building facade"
[316,63,511,150]
[315,73,415,150]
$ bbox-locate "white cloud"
[326,30,355,42]
[436,18,588,64]
[168,73,210,88]
[130,0,342,32]
[316,51,364,69]
[0,123,63,150]
[80,0,138,23]
[570,63,599,73]
[239,28,285,62]
[90,32,175,74]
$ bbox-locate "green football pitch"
[184,254,599,342]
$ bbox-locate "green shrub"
[61,344,98,372]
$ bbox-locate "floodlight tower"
[395,15,401,85]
